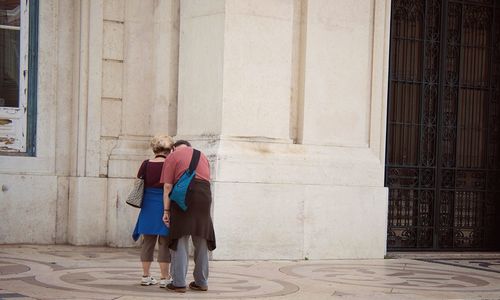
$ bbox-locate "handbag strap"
[188,149,201,173]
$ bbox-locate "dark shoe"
[166,283,186,293]
[189,281,208,291]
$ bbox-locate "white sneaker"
[141,276,158,286]
[159,277,172,288]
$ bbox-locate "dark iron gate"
[386,0,500,250]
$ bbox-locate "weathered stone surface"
[0,0,392,260]
[0,175,58,244]
[103,21,124,60]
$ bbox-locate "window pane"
[0,27,20,107]
[0,0,21,27]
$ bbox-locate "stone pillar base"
[106,178,141,247]
[68,177,108,245]
[183,136,388,259]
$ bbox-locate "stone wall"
[0,0,391,259]
[175,0,391,259]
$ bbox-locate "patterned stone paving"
[1,245,500,299]
[280,262,500,292]
[0,289,32,299]
[418,259,500,274]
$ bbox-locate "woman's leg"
[142,261,152,277]
[158,236,171,279]
[141,235,156,276]
[159,262,169,278]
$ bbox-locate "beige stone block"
[304,185,388,259]
[102,60,123,99]
[68,177,108,245]
[180,0,225,18]
[214,140,384,187]
[151,0,180,136]
[103,21,124,60]
[101,99,122,137]
[125,0,154,22]
[212,182,304,260]
[221,6,293,139]
[108,136,150,178]
[56,176,69,244]
[121,1,154,136]
[108,157,146,179]
[0,175,58,243]
[107,178,141,247]
[301,0,374,146]
[104,0,125,22]
[226,0,292,19]
[177,13,225,136]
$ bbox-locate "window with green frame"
[0,0,38,155]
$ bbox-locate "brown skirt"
[168,179,216,251]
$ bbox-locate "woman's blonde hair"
[150,135,174,154]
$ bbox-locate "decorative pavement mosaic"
[1,245,500,299]
[417,259,500,275]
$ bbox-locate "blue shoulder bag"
[169,149,201,211]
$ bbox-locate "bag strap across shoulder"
[188,149,201,173]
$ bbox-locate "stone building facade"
[0,0,391,259]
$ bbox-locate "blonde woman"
[132,135,174,287]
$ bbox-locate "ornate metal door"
[386,0,500,250]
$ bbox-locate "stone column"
[106,0,180,246]
[107,0,155,179]
[108,0,179,179]
[68,0,108,246]
[177,0,391,259]
[219,1,294,140]
[151,0,179,136]
[300,0,373,147]
[176,0,225,138]
[294,0,391,259]
[177,0,299,259]
[177,0,293,142]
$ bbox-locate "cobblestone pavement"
[1,245,500,299]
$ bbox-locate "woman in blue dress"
[132,135,174,287]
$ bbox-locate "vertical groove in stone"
[151,0,180,137]
[290,0,307,144]
[169,0,180,137]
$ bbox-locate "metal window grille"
[386,0,500,250]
